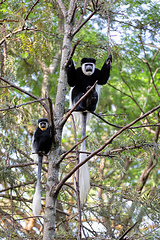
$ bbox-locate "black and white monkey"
[66,55,112,204]
[31,118,52,215]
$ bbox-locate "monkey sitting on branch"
[31,118,52,215]
[66,54,112,204]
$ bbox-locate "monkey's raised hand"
[68,58,74,67]
[105,54,112,65]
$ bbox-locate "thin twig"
[75,0,89,28]
[91,111,122,128]
[0,98,47,112]
[107,82,145,115]
[0,181,35,193]
[51,102,160,197]
[139,35,160,99]
[106,2,111,54]
[48,97,56,145]
[0,85,12,88]
[0,76,49,113]
[24,0,40,21]
[65,40,81,68]
[92,111,160,129]
[57,135,88,165]
[73,9,97,36]
[118,221,138,240]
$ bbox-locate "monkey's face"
[82,62,95,76]
[38,121,49,131]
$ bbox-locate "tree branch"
[0,98,47,112]
[48,97,56,145]
[75,0,89,28]
[57,135,88,165]
[73,9,97,36]
[51,102,160,197]
[65,40,81,68]
[24,0,40,22]
[60,80,98,126]
[56,0,67,18]
[0,76,49,113]
[118,221,138,240]
[139,35,160,99]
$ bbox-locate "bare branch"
[0,26,61,46]
[136,111,160,193]
[0,98,47,112]
[0,85,12,88]
[92,111,160,129]
[118,221,138,240]
[48,97,56,145]
[0,19,19,23]
[75,0,89,28]
[91,111,122,128]
[51,102,160,197]
[139,35,160,99]
[0,27,23,45]
[0,181,35,193]
[24,0,40,22]
[65,40,81,68]
[0,76,49,113]
[56,0,67,18]
[108,81,145,115]
[57,135,88,165]
[73,9,97,36]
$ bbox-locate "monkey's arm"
[99,54,112,85]
[32,129,39,153]
[66,59,77,87]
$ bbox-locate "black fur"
[32,118,52,155]
[67,55,112,111]
[32,118,52,215]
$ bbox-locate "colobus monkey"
[31,118,52,215]
[67,55,112,112]
[66,55,112,205]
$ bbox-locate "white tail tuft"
[79,153,90,205]
[32,183,41,216]
[30,153,39,163]
[75,135,90,205]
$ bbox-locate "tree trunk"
[43,1,76,238]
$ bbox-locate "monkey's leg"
[86,86,98,111]
[73,93,86,111]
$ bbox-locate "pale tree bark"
[43,1,76,239]
[0,24,7,77]
[40,13,64,117]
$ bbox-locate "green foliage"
[0,0,160,239]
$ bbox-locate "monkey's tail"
[32,155,43,216]
[75,112,90,205]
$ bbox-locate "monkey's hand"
[105,54,112,66]
[68,58,74,67]
[86,85,92,91]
